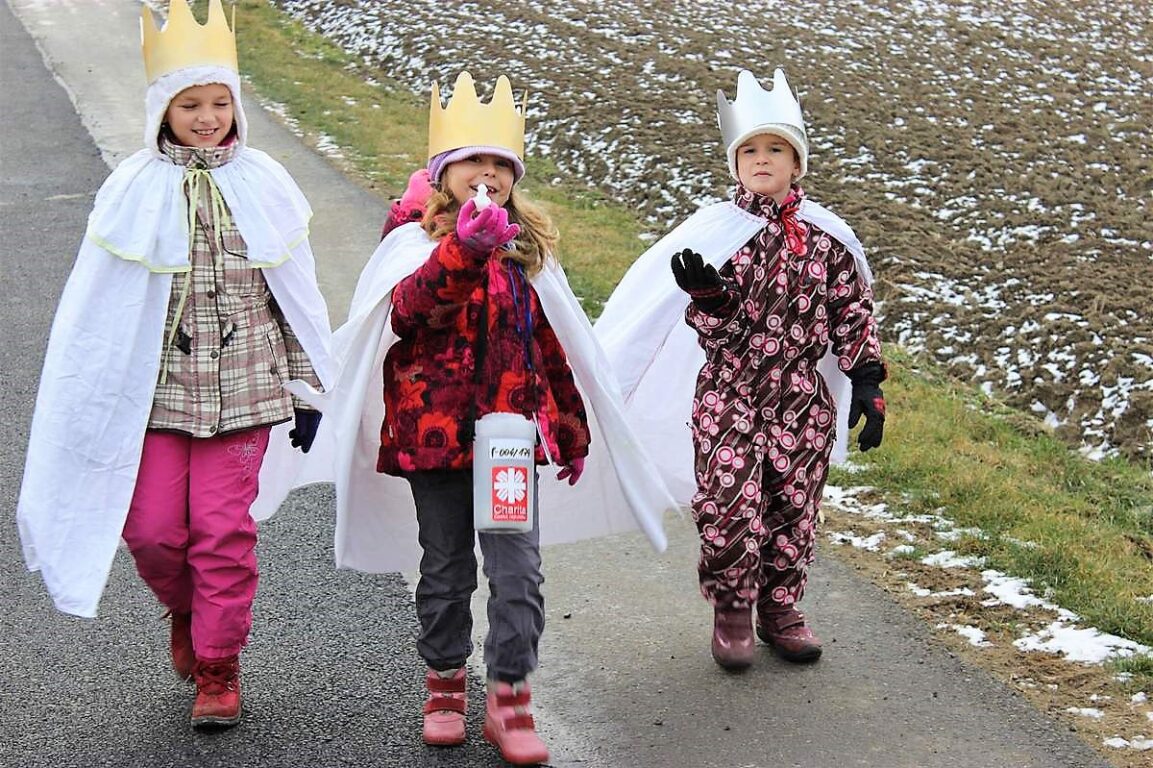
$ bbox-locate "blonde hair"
[423,186,559,276]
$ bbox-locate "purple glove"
[289,409,322,453]
[556,456,585,486]
[456,198,520,254]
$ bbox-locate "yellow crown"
[428,72,526,161]
[141,0,238,84]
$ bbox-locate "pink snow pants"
[122,427,270,660]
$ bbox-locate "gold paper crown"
[141,0,238,84]
[428,72,526,161]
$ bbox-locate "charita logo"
[490,466,529,523]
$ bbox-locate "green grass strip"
[835,348,1153,651]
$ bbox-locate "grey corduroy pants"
[406,469,545,683]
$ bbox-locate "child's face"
[164,83,235,149]
[735,133,800,203]
[441,153,516,208]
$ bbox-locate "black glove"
[847,361,887,452]
[670,249,729,313]
[289,409,322,453]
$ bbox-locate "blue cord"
[507,261,534,372]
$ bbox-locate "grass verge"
[831,347,1153,653]
[231,0,645,317]
[226,0,1153,685]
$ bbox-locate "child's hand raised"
[456,198,520,254]
[671,249,729,312]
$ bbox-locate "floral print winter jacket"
[687,185,884,437]
[377,233,590,475]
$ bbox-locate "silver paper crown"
[716,69,808,180]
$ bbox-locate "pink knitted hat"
[428,144,525,186]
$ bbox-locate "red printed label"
[490,465,529,523]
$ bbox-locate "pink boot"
[711,607,755,670]
[757,606,823,662]
[423,667,466,746]
[165,610,194,681]
[483,680,549,766]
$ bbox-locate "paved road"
[0,1,1114,767]
[0,3,503,767]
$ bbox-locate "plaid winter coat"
[148,137,321,436]
[378,233,590,474]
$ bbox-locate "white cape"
[594,200,873,505]
[17,147,334,619]
[253,223,675,572]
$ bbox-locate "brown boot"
[165,610,194,681]
[757,606,823,662]
[191,655,241,729]
[711,607,755,670]
[483,680,549,766]
[422,667,466,746]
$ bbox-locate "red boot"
[711,607,755,670]
[191,655,241,729]
[423,667,466,746]
[483,680,549,766]
[757,606,823,662]
[165,610,194,681]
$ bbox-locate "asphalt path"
[0,2,502,767]
[0,1,1116,767]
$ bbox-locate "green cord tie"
[161,167,232,384]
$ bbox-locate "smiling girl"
[298,71,670,765]
[163,82,235,148]
[373,73,583,765]
[17,0,332,730]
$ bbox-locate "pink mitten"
[399,168,433,211]
[381,169,434,239]
[456,198,520,254]
[556,456,585,486]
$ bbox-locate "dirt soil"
[275,0,1153,463]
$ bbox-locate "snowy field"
[270,0,1152,462]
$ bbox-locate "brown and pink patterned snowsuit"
[686,185,882,614]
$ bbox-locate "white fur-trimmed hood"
[144,64,248,157]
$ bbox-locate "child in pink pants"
[17,0,332,730]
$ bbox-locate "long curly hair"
[423,187,559,276]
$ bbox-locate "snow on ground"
[825,483,1153,755]
[825,484,1150,664]
[269,0,1152,462]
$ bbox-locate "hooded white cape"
[594,200,873,505]
[251,223,675,572]
[16,66,334,618]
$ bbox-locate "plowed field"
[273,0,1153,462]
